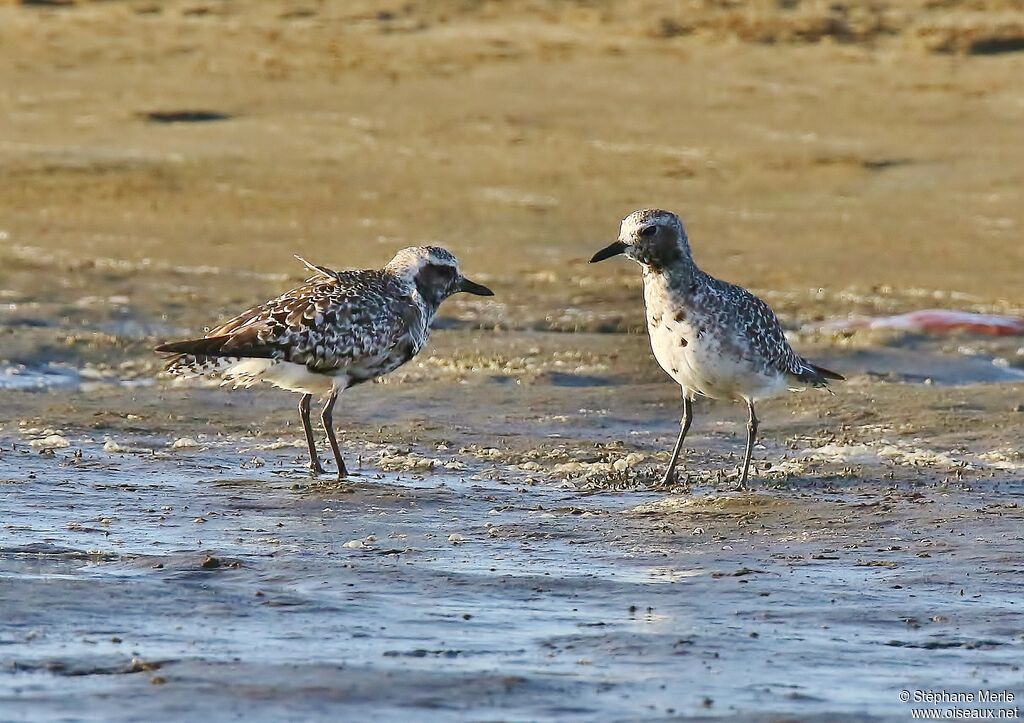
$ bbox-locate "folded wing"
[157,270,421,377]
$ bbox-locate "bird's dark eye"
[421,263,456,286]
[640,225,657,237]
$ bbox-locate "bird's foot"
[656,468,690,491]
[716,467,749,491]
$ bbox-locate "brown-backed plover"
[156,247,493,479]
[591,209,843,487]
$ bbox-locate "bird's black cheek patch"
[638,237,682,269]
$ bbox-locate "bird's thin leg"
[738,399,759,489]
[661,396,693,486]
[321,390,348,480]
[299,393,324,477]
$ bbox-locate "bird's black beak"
[590,241,628,263]
[457,277,494,296]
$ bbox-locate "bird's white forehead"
[387,246,461,276]
[620,209,683,236]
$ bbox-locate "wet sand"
[3,366,1023,720]
[2,433,1022,721]
[2,1,1024,720]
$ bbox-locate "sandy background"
[2,0,1023,301]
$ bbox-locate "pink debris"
[831,309,1024,336]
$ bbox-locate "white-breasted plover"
[590,209,843,487]
[156,247,493,479]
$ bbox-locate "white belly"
[222,359,348,396]
[648,316,786,402]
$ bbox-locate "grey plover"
[590,209,843,487]
[156,247,493,479]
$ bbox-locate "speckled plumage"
[642,257,831,402]
[163,267,427,393]
[591,209,843,487]
[156,246,493,478]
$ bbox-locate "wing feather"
[160,270,424,378]
[702,274,841,387]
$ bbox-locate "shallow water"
[2,262,1023,722]
[2,432,1022,721]
[1,253,1023,721]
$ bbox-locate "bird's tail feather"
[160,352,234,377]
[790,360,845,389]
[156,333,278,361]
[807,363,845,382]
[155,335,234,357]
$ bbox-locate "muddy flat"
[1,1,1023,721]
